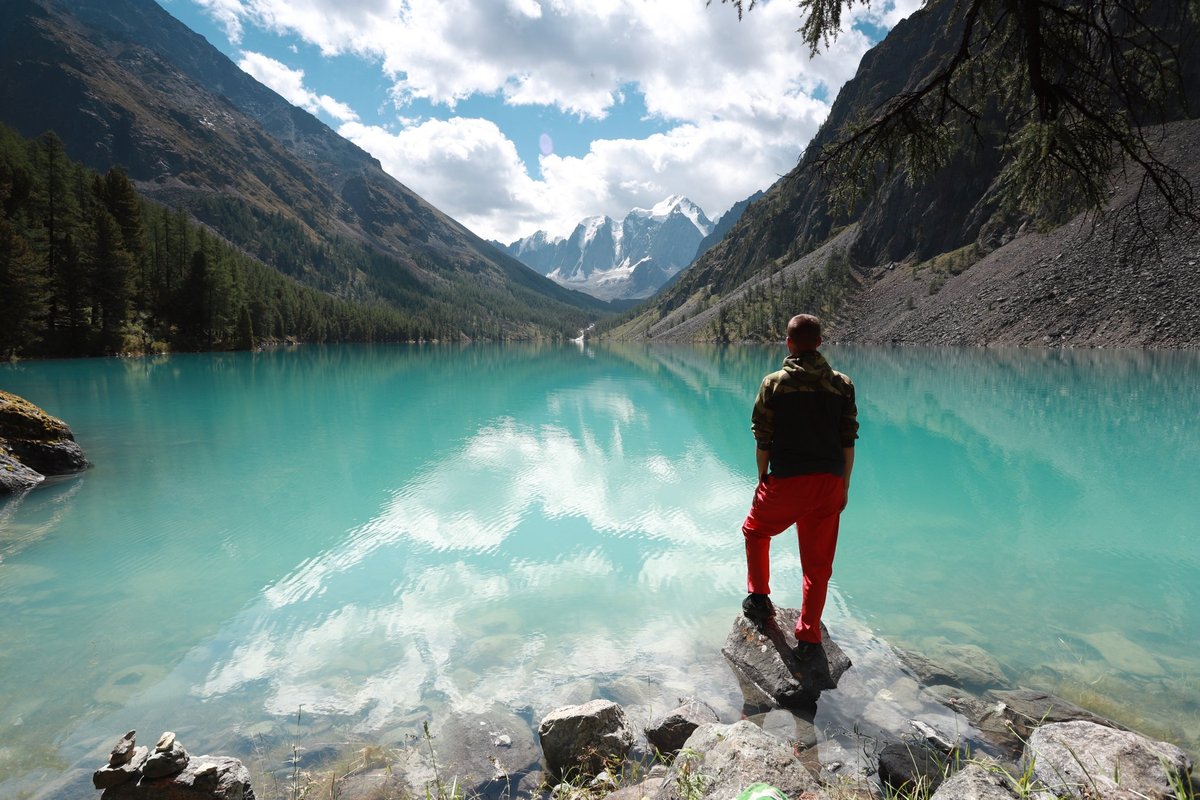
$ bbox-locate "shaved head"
[786,314,822,350]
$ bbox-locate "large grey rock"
[435,706,543,796]
[101,754,255,799]
[986,689,1119,740]
[721,608,851,709]
[645,698,720,756]
[0,449,43,494]
[930,761,1020,800]
[1023,720,1192,800]
[0,390,89,478]
[539,700,635,778]
[652,720,819,800]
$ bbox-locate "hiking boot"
[793,639,824,659]
[742,593,774,623]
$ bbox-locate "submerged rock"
[721,607,851,709]
[877,741,949,795]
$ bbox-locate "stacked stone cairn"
[91,730,255,799]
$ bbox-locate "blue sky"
[155,0,920,242]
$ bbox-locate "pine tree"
[0,219,48,357]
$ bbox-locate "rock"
[652,720,819,800]
[985,689,1119,740]
[604,775,667,799]
[877,741,950,795]
[156,731,177,753]
[540,699,635,778]
[434,706,543,795]
[111,730,139,766]
[645,697,720,756]
[897,643,1007,690]
[0,449,43,494]
[929,761,1020,800]
[142,740,190,779]
[924,685,1024,758]
[94,746,149,789]
[0,390,89,478]
[100,754,254,799]
[721,608,851,709]
[1023,720,1192,800]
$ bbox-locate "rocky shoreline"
[76,606,1195,800]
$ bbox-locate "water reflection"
[0,344,1197,797]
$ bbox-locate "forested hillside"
[605,0,1200,347]
[0,124,442,357]
[0,0,610,347]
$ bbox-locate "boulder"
[0,390,89,491]
[101,754,255,799]
[721,608,851,709]
[929,761,1020,800]
[1023,720,1192,800]
[645,698,720,756]
[652,720,819,800]
[0,450,43,493]
[539,700,635,778]
[877,741,950,795]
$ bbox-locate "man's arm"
[756,447,770,483]
[841,446,855,509]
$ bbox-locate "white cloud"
[237,51,359,122]
[202,0,919,241]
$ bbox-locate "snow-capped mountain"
[494,196,715,301]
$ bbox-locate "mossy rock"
[0,391,89,483]
[0,391,73,442]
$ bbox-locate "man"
[740,314,858,652]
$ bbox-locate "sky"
[155,0,922,243]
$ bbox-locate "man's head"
[786,314,822,352]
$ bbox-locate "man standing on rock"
[740,314,858,653]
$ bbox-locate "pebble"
[108,730,137,767]
[155,731,176,752]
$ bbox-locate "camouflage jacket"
[751,350,858,477]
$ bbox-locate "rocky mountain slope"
[608,0,1200,347]
[0,0,610,338]
[495,196,715,301]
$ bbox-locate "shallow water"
[1,344,1197,796]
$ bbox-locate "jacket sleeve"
[840,378,859,447]
[750,377,775,448]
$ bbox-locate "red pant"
[742,473,846,643]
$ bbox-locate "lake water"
[1,344,1197,797]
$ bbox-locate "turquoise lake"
[1,344,1198,796]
